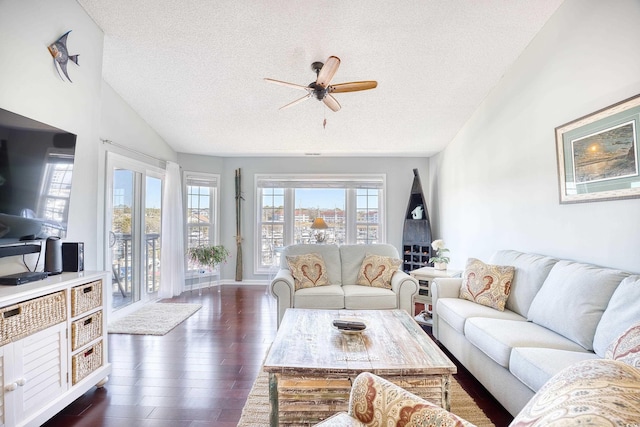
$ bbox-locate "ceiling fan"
[264,56,377,112]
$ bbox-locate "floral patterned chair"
[313,372,475,427]
[315,322,640,427]
[510,321,640,426]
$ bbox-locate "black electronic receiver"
[332,320,366,331]
[0,271,48,286]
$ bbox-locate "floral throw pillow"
[356,253,402,289]
[286,253,329,291]
[605,322,640,368]
[459,258,515,311]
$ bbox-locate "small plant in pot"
[428,239,450,270]
[187,245,230,291]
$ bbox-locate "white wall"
[96,82,176,269]
[179,154,429,281]
[0,0,176,274]
[430,0,640,272]
[0,0,104,273]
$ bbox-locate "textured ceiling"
[77,0,564,157]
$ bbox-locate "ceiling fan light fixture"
[265,56,377,113]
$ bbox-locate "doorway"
[106,153,164,312]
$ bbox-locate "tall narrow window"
[261,187,285,268]
[356,188,379,244]
[256,174,385,274]
[184,173,220,274]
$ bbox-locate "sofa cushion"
[284,244,342,285]
[293,284,344,309]
[355,253,401,289]
[435,298,527,334]
[527,260,628,351]
[437,298,525,334]
[340,244,399,285]
[489,250,558,317]
[605,322,640,368]
[510,359,640,426]
[509,347,599,393]
[342,285,397,310]
[459,258,515,311]
[593,275,640,357]
[464,318,589,368]
[286,253,330,290]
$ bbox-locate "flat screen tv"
[0,108,77,246]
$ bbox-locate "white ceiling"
[77,0,564,157]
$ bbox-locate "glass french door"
[106,153,163,311]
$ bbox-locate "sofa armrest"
[390,270,418,316]
[334,372,472,426]
[431,278,463,339]
[270,269,295,328]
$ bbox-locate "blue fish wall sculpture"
[48,30,79,82]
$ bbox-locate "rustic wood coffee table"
[263,308,457,426]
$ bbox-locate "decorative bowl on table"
[332,318,368,334]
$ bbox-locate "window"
[256,174,385,273]
[184,172,220,274]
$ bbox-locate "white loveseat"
[270,244,418,327]
[431,250,638,416]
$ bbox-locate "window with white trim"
[256,174,385,273]
[184,172,220,274]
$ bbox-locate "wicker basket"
[72,340,103,385]
[0,291,67,346]
[71,280,102,317]
[71,310,103,351]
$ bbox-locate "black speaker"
[62,242,84,272]
[44,237,62,275]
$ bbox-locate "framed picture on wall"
[555,93,640,203]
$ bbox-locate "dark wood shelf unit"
[402,169,432,273]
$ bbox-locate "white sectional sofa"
[431,250,639,416]
[270,243,418,327]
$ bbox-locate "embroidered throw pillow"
[605,322,640,368]
[510,359,640,426]
[286,253,329,290]
[356,253,402,289]
[459,258,515,311]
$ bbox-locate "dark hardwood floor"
[43,285,513,427]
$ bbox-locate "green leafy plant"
[428,239,450,264]
[187,245,230,270]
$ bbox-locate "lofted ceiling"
[77,0,564,157]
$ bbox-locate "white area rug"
[107,303,202,335]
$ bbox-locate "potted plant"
[187,245,230,290]
[428,239,450,270]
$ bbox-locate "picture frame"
[555,94,640,203]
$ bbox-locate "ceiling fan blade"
[323,94,341,112]
[316,56,341,88]
[328,81,378,93]
[279,93,312,110]
[264,78,310,91]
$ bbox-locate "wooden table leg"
[269,372,279,427]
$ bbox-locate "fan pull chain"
[323,106,327,129]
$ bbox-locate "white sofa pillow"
[593,275,640,357]
[527,260,628,350]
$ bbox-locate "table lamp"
[310,218,328,243]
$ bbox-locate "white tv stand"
[0,271,111,427]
